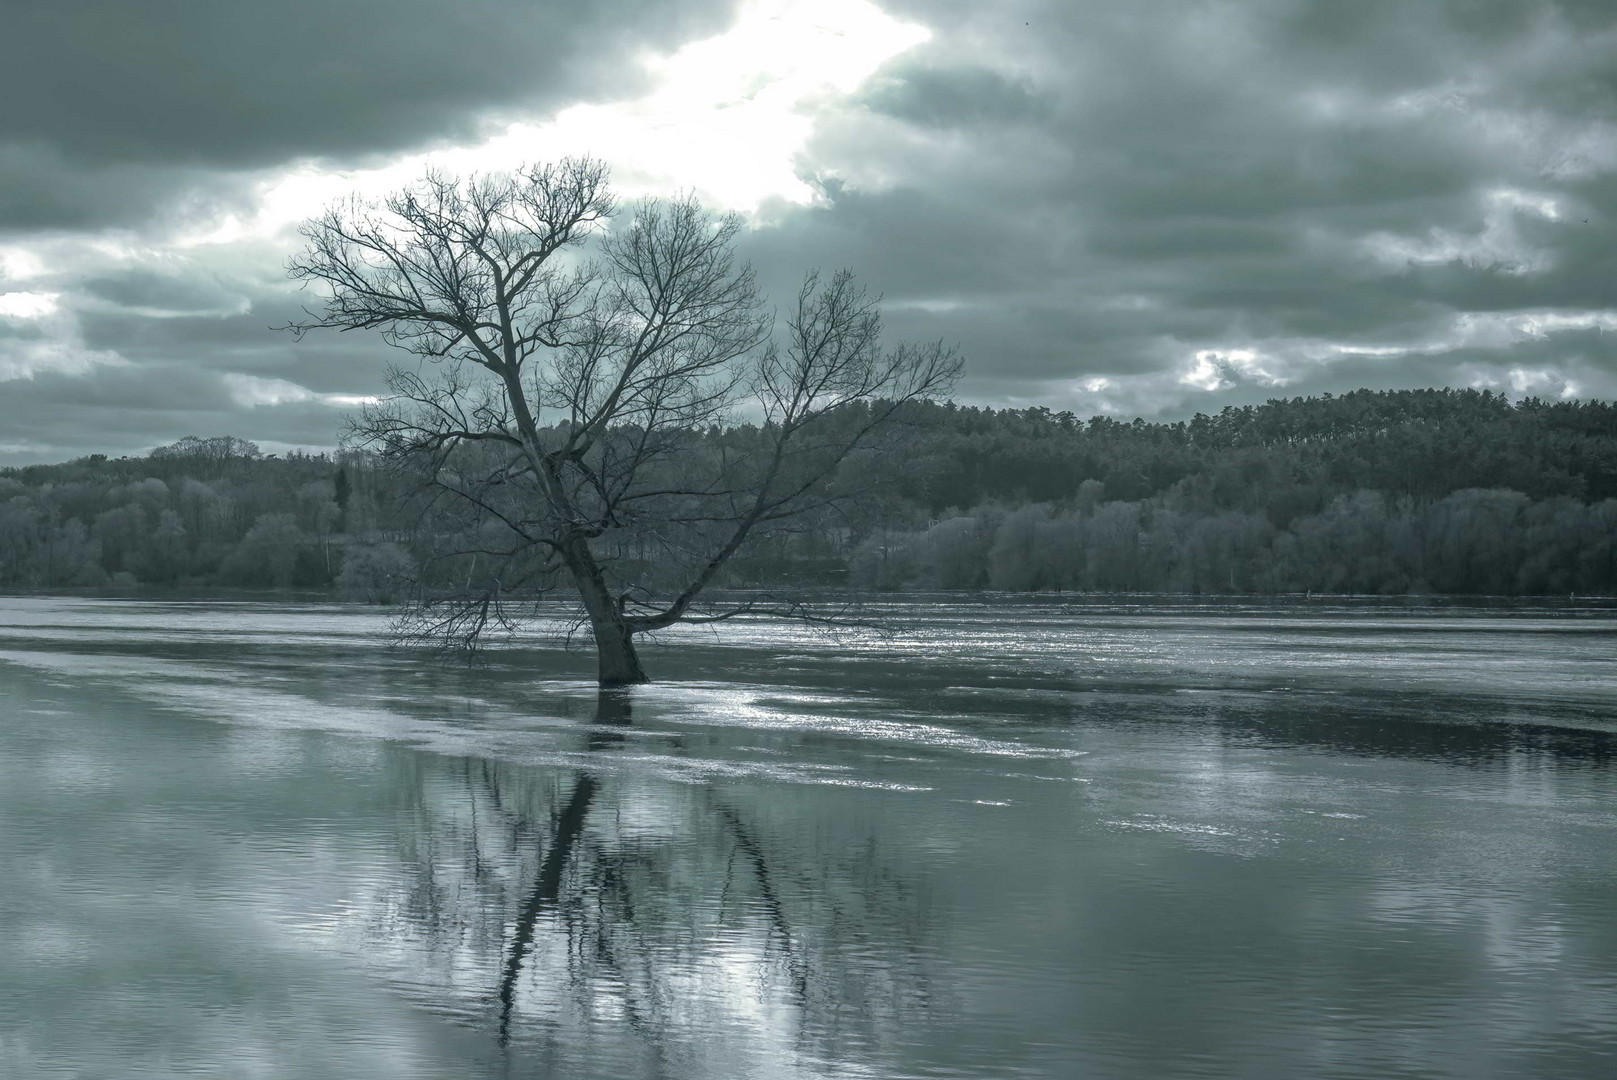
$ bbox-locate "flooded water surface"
[2,596,1614,1079]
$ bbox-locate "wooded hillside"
[2,389,1613,596]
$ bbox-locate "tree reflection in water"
[368,688,936,1078]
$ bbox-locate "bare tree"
[285,159,960,684]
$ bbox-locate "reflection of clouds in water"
[1,711,494,1077]
[1368,883,1574,982]
[13,922,93,963]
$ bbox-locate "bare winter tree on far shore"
[283,159,961,684]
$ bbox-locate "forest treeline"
[2,388,1614,597]
[0,435,410,598]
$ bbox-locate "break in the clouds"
[2,0,1615,463]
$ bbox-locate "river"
[1,595,1614,1079]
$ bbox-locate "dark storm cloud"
[861,64,1049,129]
[80,268,248,317]
[0,362,354,464]
[0,141,253,232]
[741,0,1617,410]
[6,0,1617,466]
[3,364,237,414]
[0,0,737,463]
[77,300,395,395]
[0,319,45,344]
[0,0,735,229]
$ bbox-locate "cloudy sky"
[2,0,1614,464]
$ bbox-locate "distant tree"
[337,542,416,604]
[913,514,997,589]
[1575,500,1617,591]
[988,504,1051,590]
[0,498,42,585]
[1171,510,1270,593]
[37,518,103,587]
[149,435,262,479]
[1422,489,1531,594]
[135,509,189,584]
[1034,508,1086,591]
[92,503,148,578]
[220,513,304,589]
[285,159,960,684]
[1515,497,1589,594]
[848,527,923,591]
[333,467,351,531]
[1085,502,1145,591]
[1274,491,1399,593]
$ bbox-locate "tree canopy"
[283,160,960,683]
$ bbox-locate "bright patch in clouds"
[889,298,974,314]
[1321,309,1617,361]
[1506,367,1570,395]
[0,290,124,382]
[225,374,314,408]
[1180,354,1231,393]
[190,0,930,246]
[0,247,47,281]
[1461,365,1581,399]
[224,373,378,410]
[549,0,931,206]
[0,340,124,383]
[0,291,59,319]
[1181,348,1285,392]
[1362,187,1564,274]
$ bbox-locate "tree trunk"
[591,613,648,686]
[562,537,650,686]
